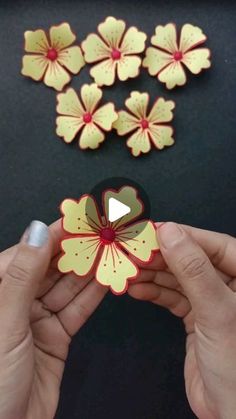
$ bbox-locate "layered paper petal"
[113,110,139,135]
[79,123,105,149]
[127,128,151,157]
[49,22,76,50]
[149,125,174,149]
[82,33,111,63]
[120,27,146,54]
[117,56,141,81]
[158,61,187,89]
[57,88,85,117]
[61,197,102,234]
[148,98,175,124]
[98,16,126,48]
[21,55,48,80]
[179,24,207,53]
[143,47,172,76]
[81,83,102,113]
[44,61,70,91]
[58,46,85,74]
[90,59,116,86]
[24,29,49,53]
[93,103,117,130]
[151,23,178,53]
[182,48,211,74]
[125,91,149,119]
[56,116,84,143]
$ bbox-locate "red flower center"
[83,112,92,123]
[100,227,116,244]
[46,48,58,61]
[173,51,183,61]
[111,48,121,60]
[141,119,149,129]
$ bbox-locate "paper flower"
[113,91,175,157]
[58,186,159,294]
[21,22,85,91]
[82,16,147,86]
[143,23,211,89]
[56,83,118,149]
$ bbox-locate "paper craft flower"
[82,16,147,86]
[113,91,175,157]
[143,23,211,89]
[56,83,118,149]
[58,186,159,294]
[21,22,85,91]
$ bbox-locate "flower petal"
[148,97,175,124]
[113,110,139,135]
[93,103,118,131]
[96,244,138,294]
[127,128,151,157]
[44,61,71,91]
[149,125,174,150]
[125,91,149,119]
[90,59,116,86]
[81,83,102,113]
[56,116,84,143]
[61,196,103,234]
[182,48,211,74]
[143,47,172,76]
[24,29,49,53]
[58,46,85,74]
[117,56,141,81]
[57,88,85,117]
[49,22,76,50]
[151,23,178,53]
[58,236,100,276]
[79,123,105,149]
[98,16,126,49]
[118,220,159,262]
[179,24,207,53]
[82,33,111,63]
[21,55,48,81]
[120,27,146,54]
[158,61,186,89]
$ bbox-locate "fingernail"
[158,222,183,249]
[26,221,49,247]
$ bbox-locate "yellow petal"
[58,46,85,74]
[58,236,100,276]
[79,123,105,149]
[117,56,141,81]
[82,33,111,63]
[93,103,118,130]
[125,91,149,119]
[90,59,116,86]
[49,22,76,50]
[21,55,48,81]
[158,61,186,89]
[103,186,143,227]
[98,16,125,49]
[24,29,49,53]
[149,125,174,149]
[56,116,84,143]
[96,245,138,294]
[126,128,151,157]
[44,61,70,91]
[118,220,159,262]
[120,27,146,54]
[148,98,175,124]
[81,83,102,113]
[182,48,211,74]
[57,88,85,117]
[113,110,139,135]
[179,24,207,53]
[151,23,178,53]
[61,197,102,234]
[143,47,172,76]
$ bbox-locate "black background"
[1,0,236,418]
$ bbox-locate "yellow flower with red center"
[56,83,118,149]
[143,23,211,89]
[82,16,147,86]
[113,91,175,157]
[58,186,159,294]
[21,22,85,91]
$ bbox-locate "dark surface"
[1,0,236,418]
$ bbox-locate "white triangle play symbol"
[108,197,131,222]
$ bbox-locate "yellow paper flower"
[58,186,159,294]
[21,22,85,91]
[56,83,118,149]
[113,91,175,157]
[143,23,211,89]
[82,16,147,86]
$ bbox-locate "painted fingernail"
[26,221,49,247]
[158,222,183,249]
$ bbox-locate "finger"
[129,251,167,270]
[135,269,182,290]
[57,281,107,336]
[158,222,232,322]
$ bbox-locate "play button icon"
[108,197,131,222]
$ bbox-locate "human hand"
[0,220,107,419]
[128,222,236,419]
